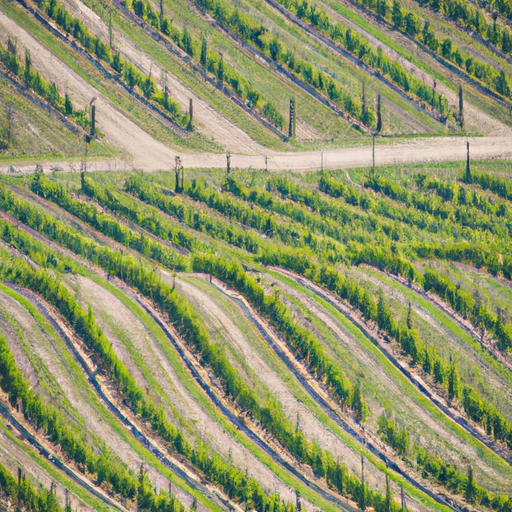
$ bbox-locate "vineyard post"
[377,94,382,133]
[465,141,471,180]
[91,106,96,137]
[90,97,97,137]
[362,82,366,119]
[361,456,366,510]
[174,155,183,193]
[459,85,464,129]
[82,137,88,172]
[321,149,324,172]
[188,98,193,131]
[372,133,376,171]
[109,11,114,49]
[288,99,296,139]
[226,152,231,174]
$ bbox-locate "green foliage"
[276,0,451,118]
[30,172,188,272]
[415,0,512,57]
[0,39,90,131]
[350,0,512,101]
[30,0,187,126]
[193,0,376,126]
[0,459,71,512]
[0,182,303,512]
[379,415,512,509]
[125,174,262,253]
[0,327,143,503]
[124,0,285,127]
[462,169,512,203]
[192,253,368,419]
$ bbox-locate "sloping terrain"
[0,160,511,512]
[2,0,512,169]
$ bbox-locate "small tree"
[392,1,403,29]
[447,362,459,401]
[200,36,208,67]
[217,57,224,83]
[406,302,413,329]
[24,50,33,87]
[64,94,73,116]
[385,474,392,512]
[465,465,476,503]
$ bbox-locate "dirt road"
[2,134,512,174]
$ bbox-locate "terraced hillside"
[0,160,511,512]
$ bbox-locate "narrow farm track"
[188,273,460,512]
[0,398,126,512]
[259,0,441,132]
[3,284,233,512]
[2,134,512,173]
[269,267,512,467]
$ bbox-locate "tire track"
[189,273,460,512]
[269,267,512,466]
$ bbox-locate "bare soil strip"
[268,267,512,467]
[2,134,512,173]
[185,273,462,512]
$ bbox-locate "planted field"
[0,158,510,512]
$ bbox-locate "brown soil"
[60,0,268,155]
[269,267,512,493]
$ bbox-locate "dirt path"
[174,277,394,495]
[61,0,267,155]
[2,133,512,174]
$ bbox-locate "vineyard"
[0,160,510,512]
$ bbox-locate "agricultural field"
[1,0,512,507]
[0,158,509,512]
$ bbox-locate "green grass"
[0,1,223,153]
[265,267,512,493]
